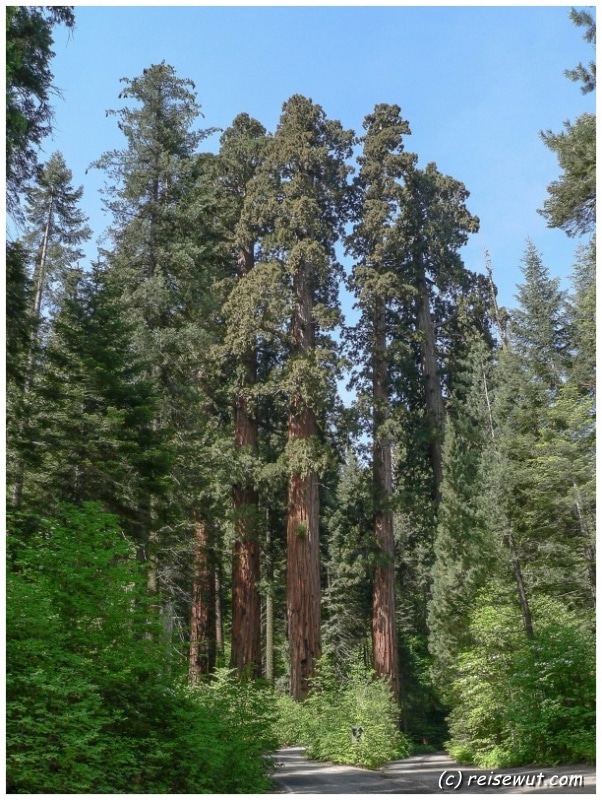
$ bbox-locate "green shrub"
[7,504,278,793]
[274,692,310,746]
[276,656,409,769]
[446,591,595,768]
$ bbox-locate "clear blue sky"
[44,4,595,314]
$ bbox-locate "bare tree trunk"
[265,523,274,684]
[417,275,445,500]
[287,456,321,700]
[287,256,321,701]
[215,563,224,655]
[189,521,216,683]
[230,244,262,678]
[265,590,274,684]
[372,298,399,701]
[506,525,534,640]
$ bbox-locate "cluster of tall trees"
[7,5,595,748]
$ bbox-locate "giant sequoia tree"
[244,95,353,699]
[6,15,595,778]
[218,113,269,677]
[346,103,415,701]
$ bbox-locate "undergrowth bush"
[274,656,409,769]
[7,504,277,793]
[446,591,595,768]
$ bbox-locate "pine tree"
[6,6,75,217]
[19,268,169,540]
[93,63,228,668]
[428,337,495,696]
[395,163,480,502]
[322,451,373,672]
[539,10,596,236]
[23,151,92,322]
[510,240,568,391]
[567,237,595,395]
[8,152,91,509]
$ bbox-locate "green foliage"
[273,657,408,769]
[6,6,75,215]
[274,693,309,746]
[6,504,277,793]
[446,591,595,767]
[539,112,595,237]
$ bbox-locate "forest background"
[6,4,596,794]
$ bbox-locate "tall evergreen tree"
[94,63,227,667]
[428,337,495,697]
[322,451,373,672]
[22,151,92,323]
[8,152,91,509]
[20,268,169,539]
[219,113,269,677]
[394,163,480,502]
[510,240,568,390]
[6,5,75,217]
[346,103,416,701]
[245,95,353,699]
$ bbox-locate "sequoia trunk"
[230,244,262,677]
[287,254,321,701]
[372,298,399,701]
[188,521,216,683]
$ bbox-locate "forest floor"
[269,746,596,794]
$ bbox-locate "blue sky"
[42,4,595,315]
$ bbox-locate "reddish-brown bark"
[230,244,262,677]
[286,256,321,701]
[287,409,321,701]
[372,299,399,702]
[188,521,216,683]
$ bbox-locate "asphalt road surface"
[270,746,596,794]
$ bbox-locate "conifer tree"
[94,63,227,666]
[346,103,416,700]
[21,268,169,539]
[395,164,480,501]
[8,152,91,509]
[219,113,269,677]
[567,237,595,395]
[23,151,92,323]
[428,337,495,696]
[539,9,596,236]
[6,6,75,217]
[322,451,373,671]
[245,95,353,699]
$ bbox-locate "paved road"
[270,746,596,794]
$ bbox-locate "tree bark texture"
[188,521,216,683]
[230,244,262,677]
[372,298,399,702]
[287,452,321,701]
[287,254,321,701]
[417,275,445,500]
[265,523,275,684]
